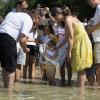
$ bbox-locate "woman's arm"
[45,7,56,23]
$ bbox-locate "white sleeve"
[21,14,33,36]
[34,32,38,39]
[96,6,100,18]
[96,5,100,22]
[93,5,100,25]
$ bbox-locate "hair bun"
[62,6,71,16]
[51,7,63,16]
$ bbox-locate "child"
[23,19,39,80]
[39,25,51,80]
[45,39,59,85]
[39,23,59,85]
[39,23,59,81]
[53,21,71,86]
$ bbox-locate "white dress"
[56,27,68,66]
[39,35,51,64]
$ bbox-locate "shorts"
[94,42,100,64]
[27,45,37,56]
[17,43,26,65]
[85,64,95,76]
[0,33,17,72]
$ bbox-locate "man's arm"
[87,23,100,33]
[19,34,30,53]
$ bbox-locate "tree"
[0,0,95,20]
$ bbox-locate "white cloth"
[58,43,67,66]
[45,49,59,66]
[17,42,26,65]
[39,35,51,53]
[92,4,100,42]
[0,12,33,41]
[53,23,60,35]
[39,35,51,64]
[27,31,38,45]
[51,24,68,66]
[55,27,68,66]
[41,34,50,43]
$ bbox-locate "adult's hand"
[45,7,50,13]
[23,48,30,53]
[66,52,71,64]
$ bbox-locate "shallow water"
[0,67,100,100]
[0,83,100,100]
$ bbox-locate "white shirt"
[0,12,33,41]
[39,34,51,53]
[53,23,60,35]
[45,47,59,66]
[57,27,65,41]
[41,34,51,44]
[92,4,100,42]
[27,31,38,45]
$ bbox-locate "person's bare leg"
[23,65,28,79]
[48,73,56,86]
[77,70,86,88]
[7,71,15,92]
[47,65,56,86]
[86,75,95,85]
[60,65,65,86]
[2,68,8,88]
[96,64,100,85]
[23,54,29,79]
[29,63,35,79]
[32,63,35,80]
[29,55,35,80]
[15,64,21,82]
[2,68,15,92]
[67,63,72,86]
[40,64,47,80]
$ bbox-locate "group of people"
[0,0,100,92]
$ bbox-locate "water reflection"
[0,68,100,100]
[0,83,100,100]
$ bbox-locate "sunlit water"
[0,67,100,100]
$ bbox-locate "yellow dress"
[71,21,93,72]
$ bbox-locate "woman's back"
[73,21,87,36]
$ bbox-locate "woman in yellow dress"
[51,7,93,87]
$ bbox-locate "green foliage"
[0,0,17,16]
[0,0,95,20]
[0,1,5,9]
[0,0,6,16]
[28,0,37,9]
